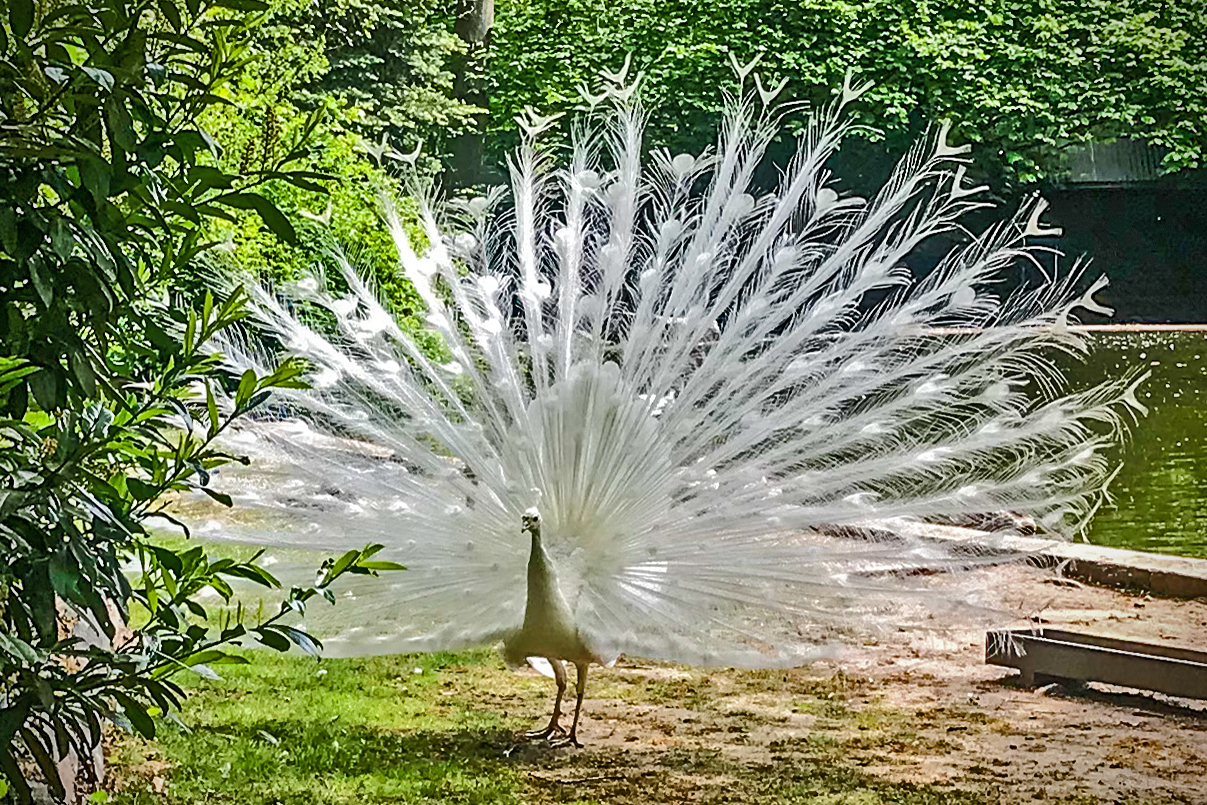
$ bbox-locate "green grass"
[111,650,528,805]
[108,651,1006,805]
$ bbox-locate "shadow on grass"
[114,721,528,805]
[114,717,1000,805]
[523,742,992,805]
[106,647,1007,805]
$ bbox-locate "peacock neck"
[524,525,563,625]
[527,526,550,589]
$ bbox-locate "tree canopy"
[490,0,1207,188]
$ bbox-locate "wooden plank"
[986,629,1207,700]
[1022,629,1207,665]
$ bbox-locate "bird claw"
[550,733,582,749]
[523,723,566,740]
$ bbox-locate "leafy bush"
[0,1,400,800]
[283,0,479,163]
[197,96,433,337]
[190,0,478,327]
[489,0,1207,187]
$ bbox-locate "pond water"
[1078,330,1207,558]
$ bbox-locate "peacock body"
[212,65,1144,744]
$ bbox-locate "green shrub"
[0,2,399,800]
[489,0,1207,187]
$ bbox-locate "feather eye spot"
[466,196,489,216]
[951,285,977,308]
[671,153,696,177]
[477,275,500,295]
[815,187,839,213]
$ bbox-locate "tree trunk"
[448,0,494,189]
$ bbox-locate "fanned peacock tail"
[211,65,1145,668]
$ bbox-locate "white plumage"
[212,69,1144,744]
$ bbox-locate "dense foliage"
[284,0,478,162]
[193,0,477,326]
[489,0,1207,187]
[0,0,1202,799]
[0,1,399,800]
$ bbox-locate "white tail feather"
[207,78,1143,667]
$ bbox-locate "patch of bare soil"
[508,566,1207,805]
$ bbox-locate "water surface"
[1078,330,1207,558]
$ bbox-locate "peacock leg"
[524,657,567,739]
[552,662,587,748]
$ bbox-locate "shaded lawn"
[110,650,526,804]
[108,650,1029,805]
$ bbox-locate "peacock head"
[521,507,542,535]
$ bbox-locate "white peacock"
[211,63,1144,746]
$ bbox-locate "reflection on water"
[1077,330,1207,558]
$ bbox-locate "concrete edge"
[882,519,1207,599]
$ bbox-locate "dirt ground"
[506,566,1207,804]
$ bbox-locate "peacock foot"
[549,732,583,749]
[523,722,566,740]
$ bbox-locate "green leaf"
[0,206,15,253]
[188,166,235,192]
[205,381,219,435]
[127,477,158,501]
[0,633,39,664]
[358,560,408,572]
[82,66,115,92]
[185,649,250,666]
[48,554,83,603]
[106,98,138,152]
[201,487,232,507]
[184,308,196,352]
[235,368,256,408]
[28,256,54,306]
[280,625,322,656]
[155,0,182,30]
[254,626,291,652]
[201,290,214,330]
[246,389,272,411]
[9,0,34,39]
[80,158,111,205]
[20,728,65,802]
[112,692,156,738]
[214,0,270,10]
[150,545,184,576]
[327,549,359,581]
[29,368,60,410]
[0,363,38,396]
[69,349,98,397]
[221,563,279,588]
[49,216,73,260]
[215,193,297,244]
